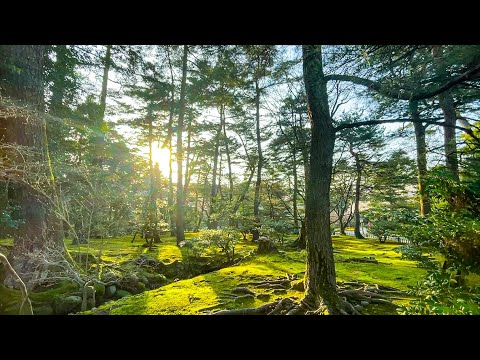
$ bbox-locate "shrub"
[190,229,239,262]
[260,220,290,244]
[399,267,480,315]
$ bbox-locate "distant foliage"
[187,229,239,262]
[260,220,290,244]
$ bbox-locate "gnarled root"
[211,278,405,315]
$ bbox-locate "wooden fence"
[340,230,410,244]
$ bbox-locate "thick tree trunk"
[208,104,224,229]
[438,91,459,181]
[302,45,342,314]
[410,101,431,216]
[0,45,67,283]
[252,80,263,241]
[175,45,188,244]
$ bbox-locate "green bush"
[399,267,480,315]
[187,229,239,262]
[260,220,290,244]
[398,166,480,314]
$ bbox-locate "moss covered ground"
[86,234,427,315]
[3,231,480,315]
[11,233,475,314]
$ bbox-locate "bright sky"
[80,45,450,182]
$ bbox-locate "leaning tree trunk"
[252,80,263,241]
[175,45,188,244]
[410,100,431,216]
[438,91,459,181]
[302,45,343,314]
[0,45,67,284]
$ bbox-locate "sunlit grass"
[92,235,427,315]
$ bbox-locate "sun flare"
[150,144,172,176]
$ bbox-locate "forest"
[0,45,479,315]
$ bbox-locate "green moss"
[89,235,427,315]
[29,282,80,304]
[0,281,80,314]
[0,238,13,246]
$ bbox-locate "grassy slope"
[91,235,427,315]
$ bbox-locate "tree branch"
[326,62,480,101]
[334,117,479,142]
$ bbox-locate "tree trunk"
[175,45,188,244]
[50,45,67,113]
[222,107,234,202]
[208,104,223,229]
[410,100,431,216]
[232,165,256,215]
[93,44,111,166]
[438,91,459,181]
[168,148,175,236]
[298,113,310,186]
[293,219,306,249]
[165,46,176,236]
[340,219,346,235]
[196,164,211,232]
[0,45,67,283]
[267,183,275,219]
[147,107,158,236]
[194,172,201,231]
[292,151,299,231]
[302,45,342,314]
[351,150,364,239]
[184,110,193,195]
[99,45,111,122]
[252,80,263,241]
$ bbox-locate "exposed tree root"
[211,276,406,315]
[338,289,388,299]
[212,301,279,315]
